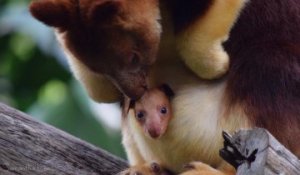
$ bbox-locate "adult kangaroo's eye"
[160,107,167,114]
[130,52,140,65]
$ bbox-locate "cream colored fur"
[122,81,251,174]
[176,0,248,79]
[122,119,146,164]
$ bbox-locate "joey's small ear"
[88,0,123,23]
[159,84,175,99]
[29,0,74,28]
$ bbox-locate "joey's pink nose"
[148,128,161,139]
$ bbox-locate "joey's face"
[30,0,161,99]
[134,89,172,139]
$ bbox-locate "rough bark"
[220,128,300,175]
[0,103,128,175]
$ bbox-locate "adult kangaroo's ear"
[129,99,136,109]
[159,84,175,99]
[29,0,75,29]
[88,0,123,23]
[121,97,136,117]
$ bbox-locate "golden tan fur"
[180,162,235,175]
[176,0,248,79]
[119,162,172,175]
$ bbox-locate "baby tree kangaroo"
[121,84,175,175]
[128,84,174,139]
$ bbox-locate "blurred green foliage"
[0,0,126,158]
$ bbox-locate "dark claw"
[134,172,142,175]
[150,162,161,173]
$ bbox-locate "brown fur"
[165,0,213,34]
[224,0,300,157]
[30,0,161,99]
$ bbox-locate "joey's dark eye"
[136,111,145,121]
[160,107,167,114]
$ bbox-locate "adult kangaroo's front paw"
[180,162,227,175]
[118,163,174,175]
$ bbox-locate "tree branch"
[220,128,300,175]
[0,103,128,175]
[3,102,299,175]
